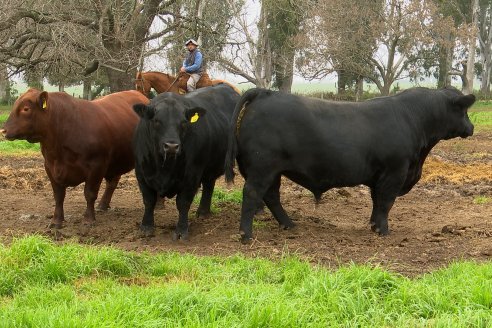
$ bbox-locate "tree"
[0,0,182,92]
[477,0,492,97]
[464,0,479,94]
[298,0,460,96]
[216,0,272,87]
[265,0,309,93]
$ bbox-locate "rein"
[135,75,148,96]
[165,72,190,93]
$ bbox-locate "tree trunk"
[275,49,295,93]
[58,83,65,92]
[478,2,492,99]
[437,42,453,88]
[0,64,7,102]
[355,76,363,101]
[255,1,273,88]
[464,0,479,94]
[83,79,92,100]
[104,67,136,92]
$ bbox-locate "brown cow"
[1,89,149,228]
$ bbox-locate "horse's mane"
[141,71,177,79]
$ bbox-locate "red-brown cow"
[1,89,149,228]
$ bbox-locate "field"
[1,100,492,325]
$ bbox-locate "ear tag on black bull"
[190,113,199,123]
[42,99,47,109]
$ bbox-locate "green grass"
[194,187,242,214]
[469,111,492,127]
[0,112,41,154]
[474,196,491,205]
[1,235,492,327]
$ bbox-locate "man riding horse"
[180,39,203,92]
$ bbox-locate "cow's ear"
[38,91,48,110]
[455,94,476,109]
[185,107,206,124]
[133,103,155,119]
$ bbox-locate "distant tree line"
[0,0,491,101]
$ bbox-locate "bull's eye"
[22,107,29,112]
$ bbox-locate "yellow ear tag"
[190,113,199,123]
[42,99,47,109]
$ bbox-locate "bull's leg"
[97,175,121,211]
[369,170,406,235]
[174,189,196,241]
[139,183,158,237]
[196,179,215,218]
[263,176,295,230]
[50,182,66,229]
[83,177,104,225]
[240,178,271,243]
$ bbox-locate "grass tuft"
[1,236,492,326]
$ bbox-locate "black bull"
[132,84,240,240]
[225,87,475,243]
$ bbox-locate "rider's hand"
[179,67,186,73]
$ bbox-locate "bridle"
[135,76,148,96]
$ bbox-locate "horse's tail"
[225,88,263,183]
[212,79,242,95]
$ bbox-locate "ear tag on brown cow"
[190,113,199,123]
[42,99,47,109]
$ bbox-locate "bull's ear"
[38,91,48,110]
[185,107,206,124]
[133,103,155,119]
[455,94,476,109]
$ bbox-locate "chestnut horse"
[135,71,241,96]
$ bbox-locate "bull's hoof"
[138,224,155,238]
[96,205,110,212]
[239,231,253,244]
[280,222,296,230]
[172,230,189,241]
[195,211,211,219]
[240,236,253,245]
[370,224,389,236]
[48,222,64,229]
[82,219,96,227]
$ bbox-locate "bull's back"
[237,92,413,188]
[91,91,149,175]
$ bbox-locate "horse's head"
[135,72,151,97]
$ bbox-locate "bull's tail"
[225,88,265,183]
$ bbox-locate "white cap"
[185,39,199,46]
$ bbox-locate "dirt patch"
[1,132,491,277]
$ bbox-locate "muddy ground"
[0,131,491,276]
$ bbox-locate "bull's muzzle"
[163,142,180,155]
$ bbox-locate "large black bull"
[133,84,240,240]
[225,87,475,243]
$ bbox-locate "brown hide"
[2,89,149,228]
[135,71,241,96]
